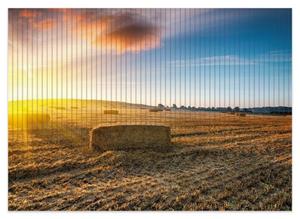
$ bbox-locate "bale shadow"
[27,122,90,148]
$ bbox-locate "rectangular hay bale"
[90,125,171,151]
[104,109,119,115]
[149,108,163,112]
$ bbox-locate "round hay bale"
[89,125,171,151]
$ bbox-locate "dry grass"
[8,100,292,211]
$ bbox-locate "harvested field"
[8,100,292,210]
[8,113,50,130]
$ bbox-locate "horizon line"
[8,98,292,109]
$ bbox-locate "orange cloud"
[95,22,160,53]
[73,12,161,53]
[77,16,110,38]
[18,9,56,31]
[33,19,55,30]
[19,9,40,18]
[15,9,162,52]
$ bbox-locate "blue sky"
[9,9,292,107]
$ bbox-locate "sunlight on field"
[8,99,292,210]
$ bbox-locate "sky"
[8,9,292,107]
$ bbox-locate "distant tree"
[227,106,232,112]
[172,104,177,109]
[158,103,165,109]
[233,107,240,112]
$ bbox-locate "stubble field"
[8,100,292,210]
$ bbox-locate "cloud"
[15,9,57,31]
[171,50,291,68]
[172,55,254,67]
[19,9,41,19]
[93,13,160,53]
[67,11,161,53]
[33,19,55,30]
[12,9,230,53]
[10,9,239,54]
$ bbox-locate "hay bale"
[165,108,171,111]
[89,125,171,151]
[8,113,50,130]
[104,109,119,115]
[149,108,163,112]
[55,107,66,110]
[237,113,247,117]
